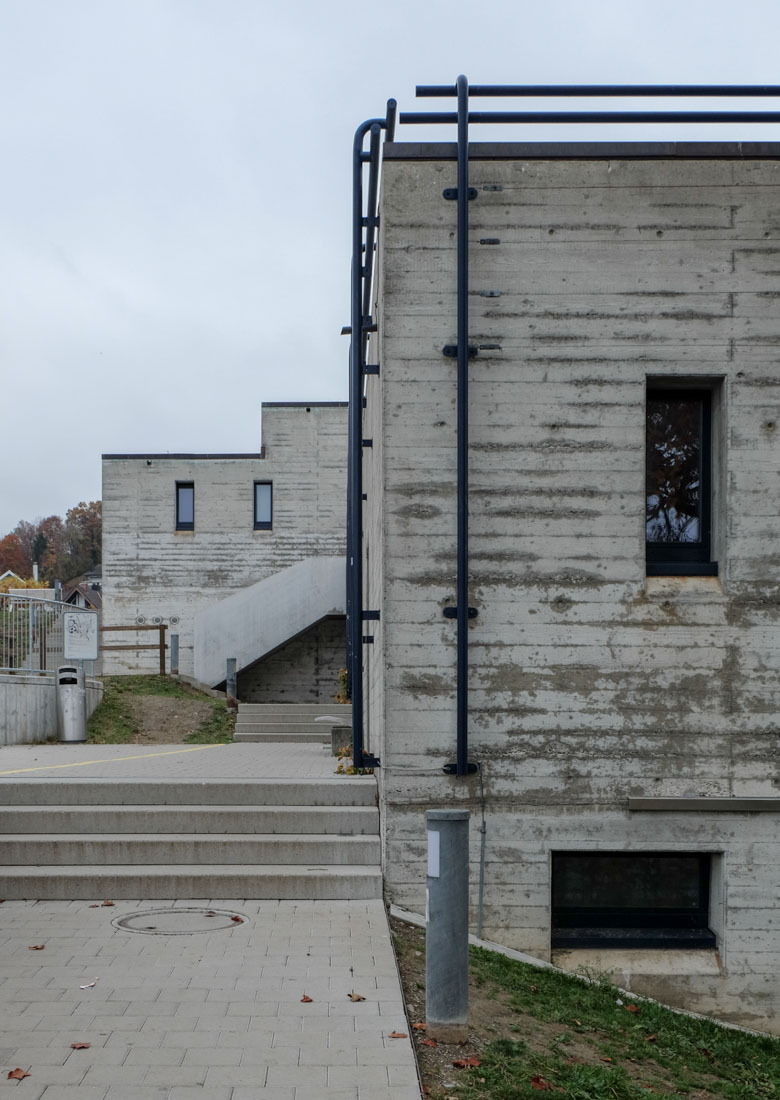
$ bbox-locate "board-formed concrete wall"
[102,403,347,683]
[364,145,780,1032]
[238,616,346,704]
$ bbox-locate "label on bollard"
[427,830,440,878]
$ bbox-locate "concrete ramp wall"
[194,556,346,689]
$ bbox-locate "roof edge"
[383,140,780,161]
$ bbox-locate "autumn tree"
[2,502,102,585]
[0,533,31,577]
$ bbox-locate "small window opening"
[552,852,715,949]
[254,482,272,530]
[646,388,717,576]
[176,482,194,531]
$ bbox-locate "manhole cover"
[113,908,246,935]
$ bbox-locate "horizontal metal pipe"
[400,110,780,125]
[417,84,780,98]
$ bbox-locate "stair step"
[233,730,330,743]
[237,704,352,715]
[1,834,381,866]
[0,806,378,835]
[0,778,377,807]
[0,864,383,900]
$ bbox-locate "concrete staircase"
[0,776,380,900]
[234,703,352,744]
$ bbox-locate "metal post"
[426,809,470,1041]
[170,634,179,675]
[226,658,237,707]
[158,624,166,675]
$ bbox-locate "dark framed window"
[175,482,194,531]
[254,481,272,530]
[551,852,715,949]
[646,388,716,576]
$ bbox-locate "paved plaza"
[0,744,421,1099]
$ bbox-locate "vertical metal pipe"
[455,74,470,777]
[349,119,380,769]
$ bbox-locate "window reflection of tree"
[646,398,702,544]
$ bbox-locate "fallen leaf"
[573,1019,581,1026]
[422,1038,438,1048]
[529,984,539,993]
[79,979,99,989]
[71,1043,91,1050]
[699,1048,714,1060]
[646,1035,658,1043]
[28,944,45,950]
[101,900,115,907]
[530,1077,553,1092]
[601,1057,613,1063]
[388,1031,407,1039]
[413,1021,427,1031]
[348,992,366,1002]
[230,916,243,924]
[624,1003,640,1014]
[205,911,216,917]
[453,1056,480,1069]
[300,995,313,1003]
[7,1069,30,1081]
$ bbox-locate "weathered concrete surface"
[102,403,347,680]
[238,615,346,704]
[365,149,780,1032]
[0,673,103,745]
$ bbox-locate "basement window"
[646,388,717,576]
[175,482,194,531]
[551,852,715,949]
[254,481,272,530]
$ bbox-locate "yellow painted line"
[0,745,226,776]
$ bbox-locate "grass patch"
[392,917,780,1100]
[457,946,780,1099]
[184,700,234,744]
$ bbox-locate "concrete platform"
[0,742,418,1097]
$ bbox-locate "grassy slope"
[87,675,233,744]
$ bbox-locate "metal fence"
[0,592,97,674]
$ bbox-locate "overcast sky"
[2,0,780,534]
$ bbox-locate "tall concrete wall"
[102,403,347,679]
[365,146,780,1031]
[0,673,103,745]
[238,616,346,703]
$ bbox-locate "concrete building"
[356,130,780,1031]
[101,402,348,700]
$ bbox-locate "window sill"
[644,575,724,599]
[552,927,715,950]
[552,946,721,977]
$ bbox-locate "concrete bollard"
[425,809,470,1042]
[331,725,353,756]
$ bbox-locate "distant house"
[62,572,102,612]
[101,402,348,702]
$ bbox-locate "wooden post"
[159,624,166,675]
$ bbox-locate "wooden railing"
[101,624,168,675]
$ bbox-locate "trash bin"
[57,665,87,743]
